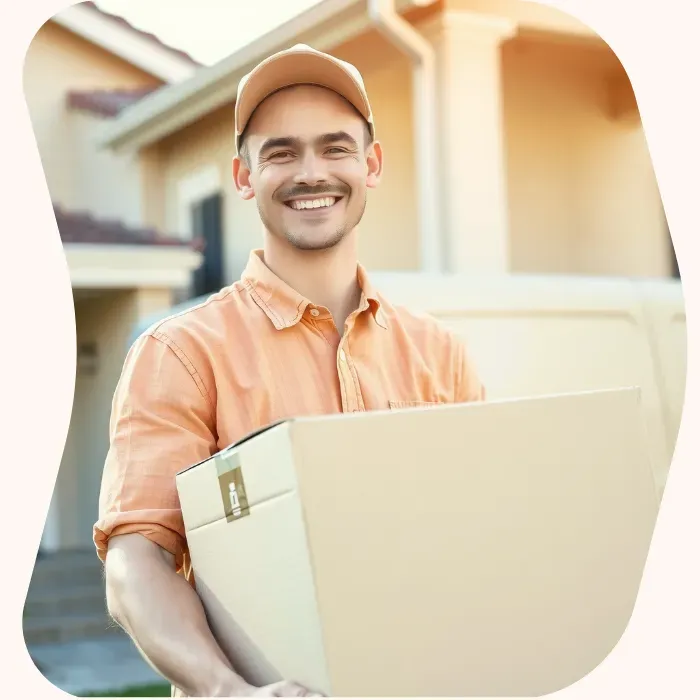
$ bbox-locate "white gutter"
[367,0,443,273]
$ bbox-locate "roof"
[98,0,433,152]
[67,86,159,117]
[54,204,198,248]
[50,1,201,83]
[82,2,201,67]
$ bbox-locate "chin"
[284,228,348,251]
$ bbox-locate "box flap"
[176,418,292,476]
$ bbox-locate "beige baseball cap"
[234,43,375,153]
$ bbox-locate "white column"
[422,11,516,274]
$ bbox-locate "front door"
[192,193,225,298]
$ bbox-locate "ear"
[365,141,383,189]
[232,155,255,201]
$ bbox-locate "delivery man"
[94,44,485,697]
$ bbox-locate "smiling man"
[95,45,485,698]
[230,46,383,333]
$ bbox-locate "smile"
[283,196,342,211]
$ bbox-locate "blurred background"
[22,0,685,695]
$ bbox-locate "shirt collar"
[242,249,388,331]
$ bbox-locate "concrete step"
[27,565,105,595]
[29,549,104,588]
[24,583,107,618]
[23,612,122,645]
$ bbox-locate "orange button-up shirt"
[94,250,485,581]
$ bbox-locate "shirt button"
[339,349,346,363]
[310,308,320,317]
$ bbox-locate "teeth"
[291,197,336,210]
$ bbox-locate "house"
[32,0,679,553]
[99,0,676,290]
[23,1,203,554]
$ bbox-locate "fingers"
[272,681,326,697]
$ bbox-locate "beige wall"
[501,35,668,277]
[572,112,668,277]
[69,111,147,228]
[49,288,172,549]
[141,142,167,232]
[23,21,160,224]
[332,30,419,271]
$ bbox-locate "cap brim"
[235,50,373,148]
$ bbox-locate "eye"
[326,147,348,155]
[268,151,294,160]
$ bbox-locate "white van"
[132,273,686,497]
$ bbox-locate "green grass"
[81,682,171,697]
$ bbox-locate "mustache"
[275,183,350,201]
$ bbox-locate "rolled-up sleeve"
[93,331,217,571]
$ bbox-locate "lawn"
[82,682,171,697]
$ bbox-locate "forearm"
[105,534,248,697]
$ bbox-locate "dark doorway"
[192,192,225,297]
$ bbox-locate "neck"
[262,232,361,331]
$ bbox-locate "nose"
[293,149,329,186]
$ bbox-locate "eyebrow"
[318,131,359,147]
[259,131,360,155]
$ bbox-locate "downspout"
[367,0,443,273]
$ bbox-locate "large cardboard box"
[176,388,659,697]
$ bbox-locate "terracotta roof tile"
[54,204,199,248]
[83,1,201,67]
[67,86,159,116]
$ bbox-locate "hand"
[233,680,326,697]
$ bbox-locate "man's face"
[233,84,382,251]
